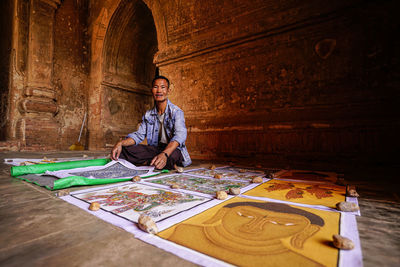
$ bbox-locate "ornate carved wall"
[6,0,61,150]
[0,0,14,141]
[154,0,399,166]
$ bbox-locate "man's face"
[152,78,169,102]
[221,206,310,241]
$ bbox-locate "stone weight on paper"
[336,201,359,212]
[214,173,223,179]
[89,202,100,211]
[333,234,355,250]
[229,188,241,195]
[216,191,228,200]
[138,214,158,234]
[132,176,141,182]
[252,176,263,183]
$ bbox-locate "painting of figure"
[159,197,340,267]
[187,167,268,182]
[148,174,249,195]
[73,183,209,222]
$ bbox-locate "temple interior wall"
[1,0,398,168]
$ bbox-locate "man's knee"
[167,149,184,167]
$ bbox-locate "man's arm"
[111,137,136,160]
[111,115,148,160]
[170,109,187,146]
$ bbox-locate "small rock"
[132,176,141,182]
[252,176,263,183]
[138,214,158,234]
[55,189,70,197]
[175,166,184,173]
[332,234,355,250]
[346,185,359,197]
[239,169,246,173]
[89,202,100,211]
[83,154,88,158]
[210,165,216,170]
[336,201,359,212]
[171,184,180,189]
[214,173,223,179]
[229,188,241,195]
[216,191,228,200]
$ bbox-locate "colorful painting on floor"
[186,167,269,182]
[158,197,341,267]
[244,179,346,208]
[147,174,250,195]
[276,170,337,183]
[72,183,210,222]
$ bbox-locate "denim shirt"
[127,99,192,167]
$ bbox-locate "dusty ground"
[0,151,399,267]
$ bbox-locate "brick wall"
[156,0,399,166]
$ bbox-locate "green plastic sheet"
[50,170,169,190]
[14,166,169,190]
[10,158,111,177]
[52,176,131,190]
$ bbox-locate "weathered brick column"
[16,0,61,149]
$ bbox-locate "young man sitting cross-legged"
[111,76,191,170]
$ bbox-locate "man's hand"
[111,142,122,161]
[110,138,135,161]
[150,152,168,169]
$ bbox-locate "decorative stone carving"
[21,0,62,116]
[315,39,336,59]
[19,99,58,114]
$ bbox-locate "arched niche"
[100,0,158,146]
[102,0,157,92]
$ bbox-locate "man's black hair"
[152,76,170,88]
[224,201,325,226]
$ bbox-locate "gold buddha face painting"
[222,205,311,241]
[163,200,332,266]
[204,201,325,248]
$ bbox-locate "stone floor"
[0,151,399,267]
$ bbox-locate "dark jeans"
[119,144,183,170]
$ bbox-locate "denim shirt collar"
[149,99,171,119]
